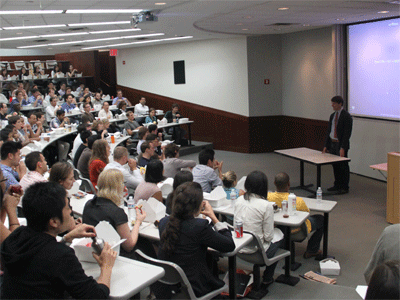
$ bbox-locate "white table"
[23,129,78,153]
[275,147,351,193]
[70,194,93,217]
[80,256,165,300]
[158,120,194,146]
[302,197,337,259]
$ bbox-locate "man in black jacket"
[1,182,117,299]
[322,96,353,194]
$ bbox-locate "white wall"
[0,48,57,56]
[281,27,335,121]
[116,38,250,116]
[247,35,282,117]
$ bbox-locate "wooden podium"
[387,152,400,224]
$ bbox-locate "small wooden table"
[275,147,351,194]
[369,162,388,179]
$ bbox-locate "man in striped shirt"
[19,151,48,197]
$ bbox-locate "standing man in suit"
[322,96,353,194]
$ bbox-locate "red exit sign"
[109,49,118,56]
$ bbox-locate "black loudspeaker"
[173,60,186,84]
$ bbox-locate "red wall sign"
[109,49,118,56]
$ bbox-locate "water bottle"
[316,187,323,203]
[91,236,104,255]
[230,189,237,223]
[127,196,136,221]
[288,193,297,215]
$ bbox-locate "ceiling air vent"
[34,39,49,42]
[71,44,84,47]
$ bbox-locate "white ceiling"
[0,0,399,52]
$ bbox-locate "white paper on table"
[157,178,174,198]
[236,176,247,191]
[207,186,226,200]
[356,285,368,299]
[178,118,189,123]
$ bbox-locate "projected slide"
[348,18,400,120]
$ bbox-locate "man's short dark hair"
[27,112,36,120]
[172,103,179,109]
[31,88,39,95]
[198,149,214,165]
[148,124,157,133]
[22,182,67,232]
[274,172,290,192]
[141,141,150,154]
[25,151,42,171]
[34,111,44,119]
[138,127,148,139]
[88,135,99,150]
[80,130,92,144]
[145,133,157,142]
[56,110,65,117]
[77,123,90,134]
[65,94,73,100]
[1,141,22,160]
[331,96,344,105]
[0,128,13,142]
[8,116,20,125]
[0,103,7,109]
[164,143,180,158]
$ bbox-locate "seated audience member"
[235,171,284,286]
[11,81,27,98]
[165,170,193,214]
[157,182,235,298]
[1,181,117,299]
[268,172,324,259]
[222,170,241,199]
[92,92,102,107]
[104,146,143,191]
[26,112,43,140]
[124,111,142,138]
[0,103,8,120]
[82,102,95,124]
[133,96,149,124]
[23,88,43,107]
[46,96,62,123]
[136,127,149,155]
[134,159,164,203]
[76,83,85,97]
[8,116,30,146]
[98,102,113,120]
[9,91,25,114]
[71,123,91,159]
[34,111,49,132]
[58,82,67,97]
[112,89,129,106]
[61,94,76,113]
[146,133,162,157]
[138,142,154,167]
[10,103,23,118]
[145,108,157,124]
[192,149,223,193]
[364,224,400,284]
[79,94,93,111]
[365,260,399,300]
[163,143,196,178]
[89,139,110,188]
[83,169,150,259]
[61,87,73,101]
[0,141,26,191]
[51,65,62,80]
[82,87,92,98]
[116,101,127,115]
[0,168,21,244]
[103,118,120,134]
[0,126,16,143]
[164,103,186,145]
[92,119,108,139]
[43,87,55,106]
[148,124,164,141]
[50,109,70,129]
[73,130,92,168]
[77,135,98,179]
[19,151,48,194]
[49,162,76,195]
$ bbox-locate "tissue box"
[73,221,121,263]
[320,258,340,275]
[203,186,229,208]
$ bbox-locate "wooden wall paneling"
[249,116,284,153]
[98,52,116,96]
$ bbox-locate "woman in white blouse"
[98,102,113,119]
[235,170,284,286]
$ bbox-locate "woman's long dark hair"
[160,182,203,257]
[166,170,193,214]
[244,170,269,200]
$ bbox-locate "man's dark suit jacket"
[324,109,353,151]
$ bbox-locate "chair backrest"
[73,168,82,180]
[135,249,198,299]
[0,61,11,71]
[46,60,57,69]
[78,175,96,194]
[14,61,26,70]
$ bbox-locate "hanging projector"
[131,11,158,28]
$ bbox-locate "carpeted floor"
[181,149,389,299]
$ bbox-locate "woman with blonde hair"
[89,139,110,188]
[82,169,148,258]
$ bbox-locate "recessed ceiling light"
[16,32,23,34]
[155,2,166,5]
[242,28,248,31]
[89,28,141,34]
[278,7,289,11]
[0,35,39,41]
[3,24,66,30]
[68,21,131,27]
[65,9,143,14]
[0,10,63,15]
[378,11,389,13]
[58,38,65,40]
